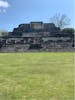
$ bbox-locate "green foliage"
[0,31,9,37]
[0,53,74,100]
[62,28,74,33]
[62,28,74,38]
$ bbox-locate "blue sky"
[0,0,75,31]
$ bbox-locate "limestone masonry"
[0,22,74,52]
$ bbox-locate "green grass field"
[0,52,74,100]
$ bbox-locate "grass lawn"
[0,52,74,100]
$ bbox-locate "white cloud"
[0,8,6,13]
[0,0,10,8]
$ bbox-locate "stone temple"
[0,22,74,52]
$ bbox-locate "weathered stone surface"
[0,22,74,52]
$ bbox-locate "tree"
[62,28,74,37]
[50,13,70,29]
[0,30,9,37]
[62,28,74,33]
